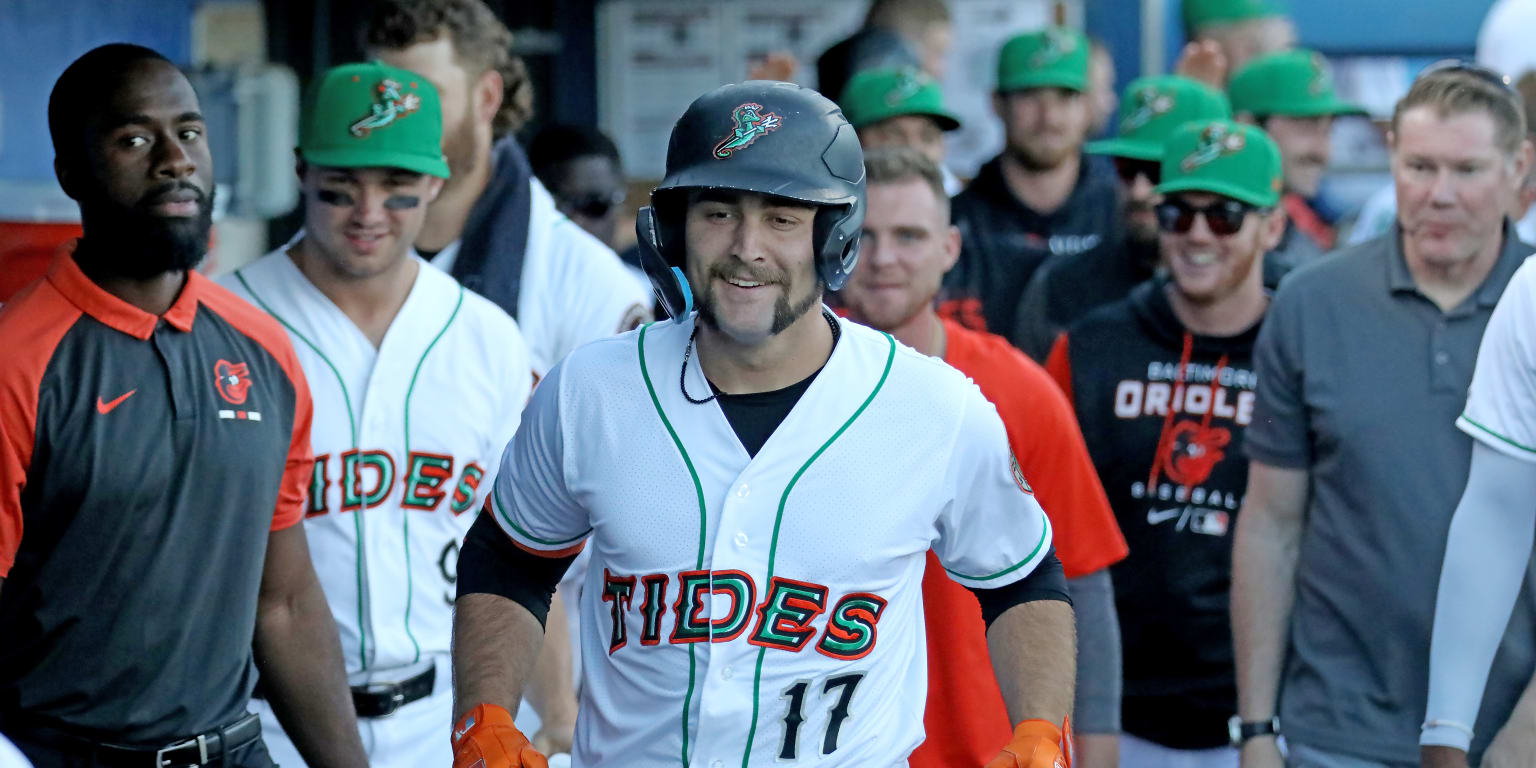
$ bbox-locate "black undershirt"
[709,367,824,457]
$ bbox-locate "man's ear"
[475,68,503,127]
[991,91,1007,122]
[54,157,82,201]
[941,223,962,273]
[425,175,446,203]
[1260,206,1287,252]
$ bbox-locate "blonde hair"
[1392,70,1526,156]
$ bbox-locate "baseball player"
[220,62,532,767]
[449,81,1077,768]
[1423,254,1536,768]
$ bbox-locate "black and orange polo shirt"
[0,254,312,745]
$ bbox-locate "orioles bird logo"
[714,102,783,159]
[1181,123,1247,172]
[215,359,253,405]
[1162,421,1231,487]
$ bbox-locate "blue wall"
[0,0,196,183]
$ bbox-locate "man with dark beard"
[1014,75,1232,361]
[0,44,367,768]
[943,26,1119,338]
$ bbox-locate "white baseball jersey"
[221,245,532,673]
[487,314,1054,766]
[428,177,652,377]
[1460,255,1536,460]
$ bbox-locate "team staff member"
[362,0,650,378]
[1016,75,1232,361]
[841,147,1128,768]
[449,81,1076,768]
[223,62,535,767]
[1233,67,1536,768]
[1229,50,1367,269]
[0,44,366,768]
[1049,121,1284,768]
[943,26,1119,337]
[838,66,966,194]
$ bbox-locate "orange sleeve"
[0,281,81,575]
[1005,348,1128,578]
[1044,331,1073,408]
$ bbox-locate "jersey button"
[722,665,734,680]
[711,761,724,768]
[736,484,750,498]
[734,531,749,547]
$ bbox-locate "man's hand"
[986,718,1071,768]
[530,719,575,757]
[1175,40,1229,89]
[1421,745,1471,768]
[1240,736,1284,768]
[747,51,798,82]
[452,704,548,768]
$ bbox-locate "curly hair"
[361,0,533,138]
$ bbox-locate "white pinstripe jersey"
[487,313,1053,766]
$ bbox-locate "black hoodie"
[1046,275,1263,750]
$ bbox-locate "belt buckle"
[155,733,208,767]
[360,681,407,718]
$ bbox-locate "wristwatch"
[1228,715,1280,746]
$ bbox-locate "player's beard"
[440,101,480,191]
[696,262,824,337]
[76,182,215,280]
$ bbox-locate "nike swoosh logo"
[96,390,137,414]
[1147,507,1185,525]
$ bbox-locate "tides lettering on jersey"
[600,569,888,660]
[307,450,485,517]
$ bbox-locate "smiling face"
[1159,191,1282,305]
[1392,105,1523,270]
[684,190,822,345]
[1264,113,1334,198]
[70,58,215,278]
[838,177,958,332]
[299,164,444,280]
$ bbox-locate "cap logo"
[884,71,926,106]
[1122,88,1176,132]
[1182,123,1247,171]
[1029,28,1078,68]
[349,78,421,138]
[1309,53,1333,97]
[713,102,782,159]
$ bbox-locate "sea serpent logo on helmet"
[350,79,421,138]
[1181,123,1247,172]
[713,102,783,159]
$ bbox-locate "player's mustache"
[138,181,208,210]
[709,262,786,285]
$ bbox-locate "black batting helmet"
[635,80,867,321]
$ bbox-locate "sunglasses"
[315,188,422,210]
[1417,59,1518,98]
[559,190,627,219]
[1114,157,1161,186]
[1155,198,1261,236]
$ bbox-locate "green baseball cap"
[1228,50,1367,118]
[997,27,1089,93]
[839,67,962,131]
[1086,76,1232,161]
[299,61,450,178]
[1156,119,1283,208]
[1182,0,1286,32]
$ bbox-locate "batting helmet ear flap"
[635,205,694,322]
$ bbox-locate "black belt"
[2,712,260,767]
[252,664,436,718]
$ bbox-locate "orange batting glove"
[452,703,548,768]
[986,717,1072,768]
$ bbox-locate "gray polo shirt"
[1245,225,1536,764]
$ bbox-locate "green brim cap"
[839,67,961,131]
[1086,75,1232,160]
[1183,0,1286,32]
[997,27,1089,93]
[1156,119,1283,207]
[300,61,450,178]
[1228,49,1367,118]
